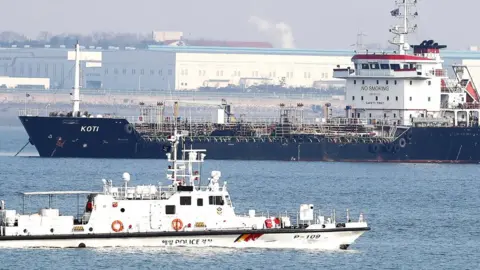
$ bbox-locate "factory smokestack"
[248,16,295,49]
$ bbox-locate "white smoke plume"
[248,16,295,48]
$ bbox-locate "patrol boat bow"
[0,130,370,249]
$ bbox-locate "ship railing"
[459,102,480,109]
[237,209,364,227]
[356,70,395,77]
[18,109,40,116]
[1,88,339,101]
[110,185,226,200]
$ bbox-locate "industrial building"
[1,44,480,91]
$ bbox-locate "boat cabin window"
[403,64,410,69]
[391,64,400,70]
[370,63,380,70]
[180,196,191,205]
[380,64,390,70]
[197,198,203,206]
[361,63,370,69]
[165,205,176,215]
[209,196,224,205]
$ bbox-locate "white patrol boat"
[0,130,370,250]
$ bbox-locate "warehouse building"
[1,44,480,91]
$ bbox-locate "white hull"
[0,229,367,249]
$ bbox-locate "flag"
[390,8,400,16]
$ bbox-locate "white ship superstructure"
[334,0,480,128]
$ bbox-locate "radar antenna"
[388,0,418,55]
[351,31,367,52]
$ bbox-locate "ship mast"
[73,41,81,114]
[389,0,418,55]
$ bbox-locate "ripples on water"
[0,125,478,269]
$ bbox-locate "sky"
[0,0,478,50]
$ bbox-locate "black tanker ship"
[17,100,480,163]
[16,1,480,163]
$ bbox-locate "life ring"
[172,218,183,231]
[399,138,407,148]
[111,220,124,232]
[124,123,134,134]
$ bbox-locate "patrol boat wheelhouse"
[0,130,370,249]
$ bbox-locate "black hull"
[19,116,480,163]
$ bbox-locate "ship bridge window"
[361,63,370,69]
[209,196,224,205]
[391,64,400,70]
[380,64,390,70]
[180,196,191,205]
[370,63,380,69]
[166,205,176,215]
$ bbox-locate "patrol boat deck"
[0,129,370,249]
